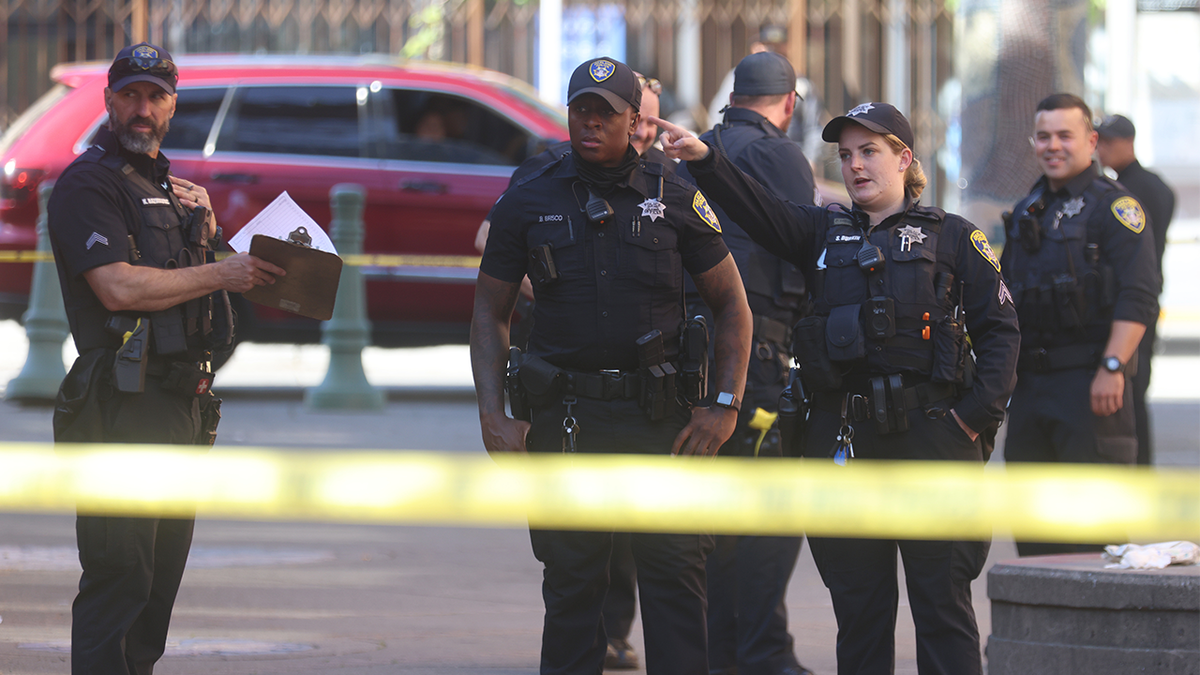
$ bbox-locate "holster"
[53,349,115,443]
[198,394,222,446]
[776,369,809,458]
[517,354,566,408]
[506,347,531,422]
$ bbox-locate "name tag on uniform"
[142,197,171,206]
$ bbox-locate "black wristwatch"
[207,225,223,250]
[714,391,740,411]
[1102,356,1125,374]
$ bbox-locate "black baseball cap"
[1097,114,1136,139]
[732,52,797,96]
[567,57,641,113]
[109,43,178,95]
[822,102,914,150]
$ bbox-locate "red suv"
[0,55,567,345]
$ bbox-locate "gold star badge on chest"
[639,198,667,222]
[897,224,927,252]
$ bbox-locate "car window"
[216,86,361,157]
[160,86,227,152]
[380,89,531,166]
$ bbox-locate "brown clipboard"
[243,229,343,321]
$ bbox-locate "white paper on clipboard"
[228,191,338,255]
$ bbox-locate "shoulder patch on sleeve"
[692,191,721,233]
[970,229,1001,272]
[1111,196,1145,234]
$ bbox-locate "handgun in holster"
[507,346,531,422]
[106,315,149,394]
[199,395,222,446]
[636,330,677,421]
[678,315,709,406]
[776,368,809,457]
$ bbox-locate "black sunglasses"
[120,55,178,78]
[637,76,663,95]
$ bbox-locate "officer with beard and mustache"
[47,43,283,675]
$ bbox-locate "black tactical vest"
[796,205,965,392]
[1002,178,1119,347]
[78,144,221,357]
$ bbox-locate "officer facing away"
[471,56,752,674]
[47,43,283,675]
[1000,94,1159,556]
[677,50,817,675]
[1095,114,1175,467]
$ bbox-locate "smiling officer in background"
[1000,94,1159,556]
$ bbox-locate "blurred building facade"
[3,0,1197,231]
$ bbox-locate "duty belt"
[562,369,642,401]
[812,380,959,423]
[1017,345,1101,373]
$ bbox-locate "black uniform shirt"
[1002,164,1160,344]
[687,145,1019,433]
[1116,159,1175,277]
[482,151,730,373]
[48,127,178,351]
[677,107,815,322]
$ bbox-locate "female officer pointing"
[649,104,1020,675]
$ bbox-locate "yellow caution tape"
[0,250,480,268]
[1,445,1196,543]
[0,250,54,263]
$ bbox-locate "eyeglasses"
[637,76,663,95]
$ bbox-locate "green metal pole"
[305,184,385,411]
[6,181,69,403]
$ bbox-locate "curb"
[212,385,478,402]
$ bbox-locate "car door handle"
[211,172,259,184]
[400,180,448,195]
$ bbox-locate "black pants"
[707,339,803,675]
[62,369,202,675]
[603,532,638,641]
[1132,321,1156,466]
[706,534,804,675]
[803,402,989,675]
[1005,368,1136,556]
[527,397,713,675]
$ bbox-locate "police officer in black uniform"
[1001,94,1159,556]
[1096,114,1176,467]
[473,73,669,671]
[676,51,817,675]
[653,102,1019,675]
[47,43,283,675]
[471,56,752,675]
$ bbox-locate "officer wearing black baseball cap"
[474,55,753,675]
[108,42,178,94]
[653,99,1020,675]
[822,101,914,150]
[675,48,818,675]
[567,56,642,114]
[49,43,281,675]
